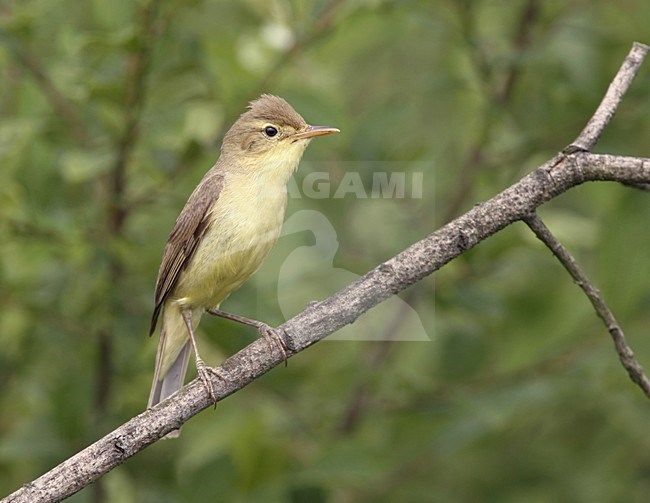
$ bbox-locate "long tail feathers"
[148,303,198,406]
[148,305,196,438]
[148,340,191,408]
[148,304,204,438]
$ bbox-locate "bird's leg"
[207,308,288,365]
[181,309,223,404]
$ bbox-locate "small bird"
[148,95,339,415]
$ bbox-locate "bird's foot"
[195,357,226,407]
[258,324,289,366]
[205,308,289,365]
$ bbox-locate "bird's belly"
[172,189,285,309]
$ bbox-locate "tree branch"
[523,213,650,396]
[3,41,650,503]
[571,41,649,151]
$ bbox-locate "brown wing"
[149,171,224,335]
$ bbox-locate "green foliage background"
[1,0,650,501]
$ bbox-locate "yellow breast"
[172,170,288,310]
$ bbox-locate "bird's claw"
[258,324,289,366]
[195,358,226,407]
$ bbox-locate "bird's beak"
[291,125,340,141]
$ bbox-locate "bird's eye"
[263,125,278,138]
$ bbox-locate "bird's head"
[221,94,339,175]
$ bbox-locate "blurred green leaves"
[61,149,115,182]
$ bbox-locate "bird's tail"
[148,303,200,412]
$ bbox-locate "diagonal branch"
[3,42,650,503]
[571,41,649,151]
[523,213,650,397]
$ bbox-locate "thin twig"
[571,42,650,152]
[523,213,650,397]
[521,43,650,396]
